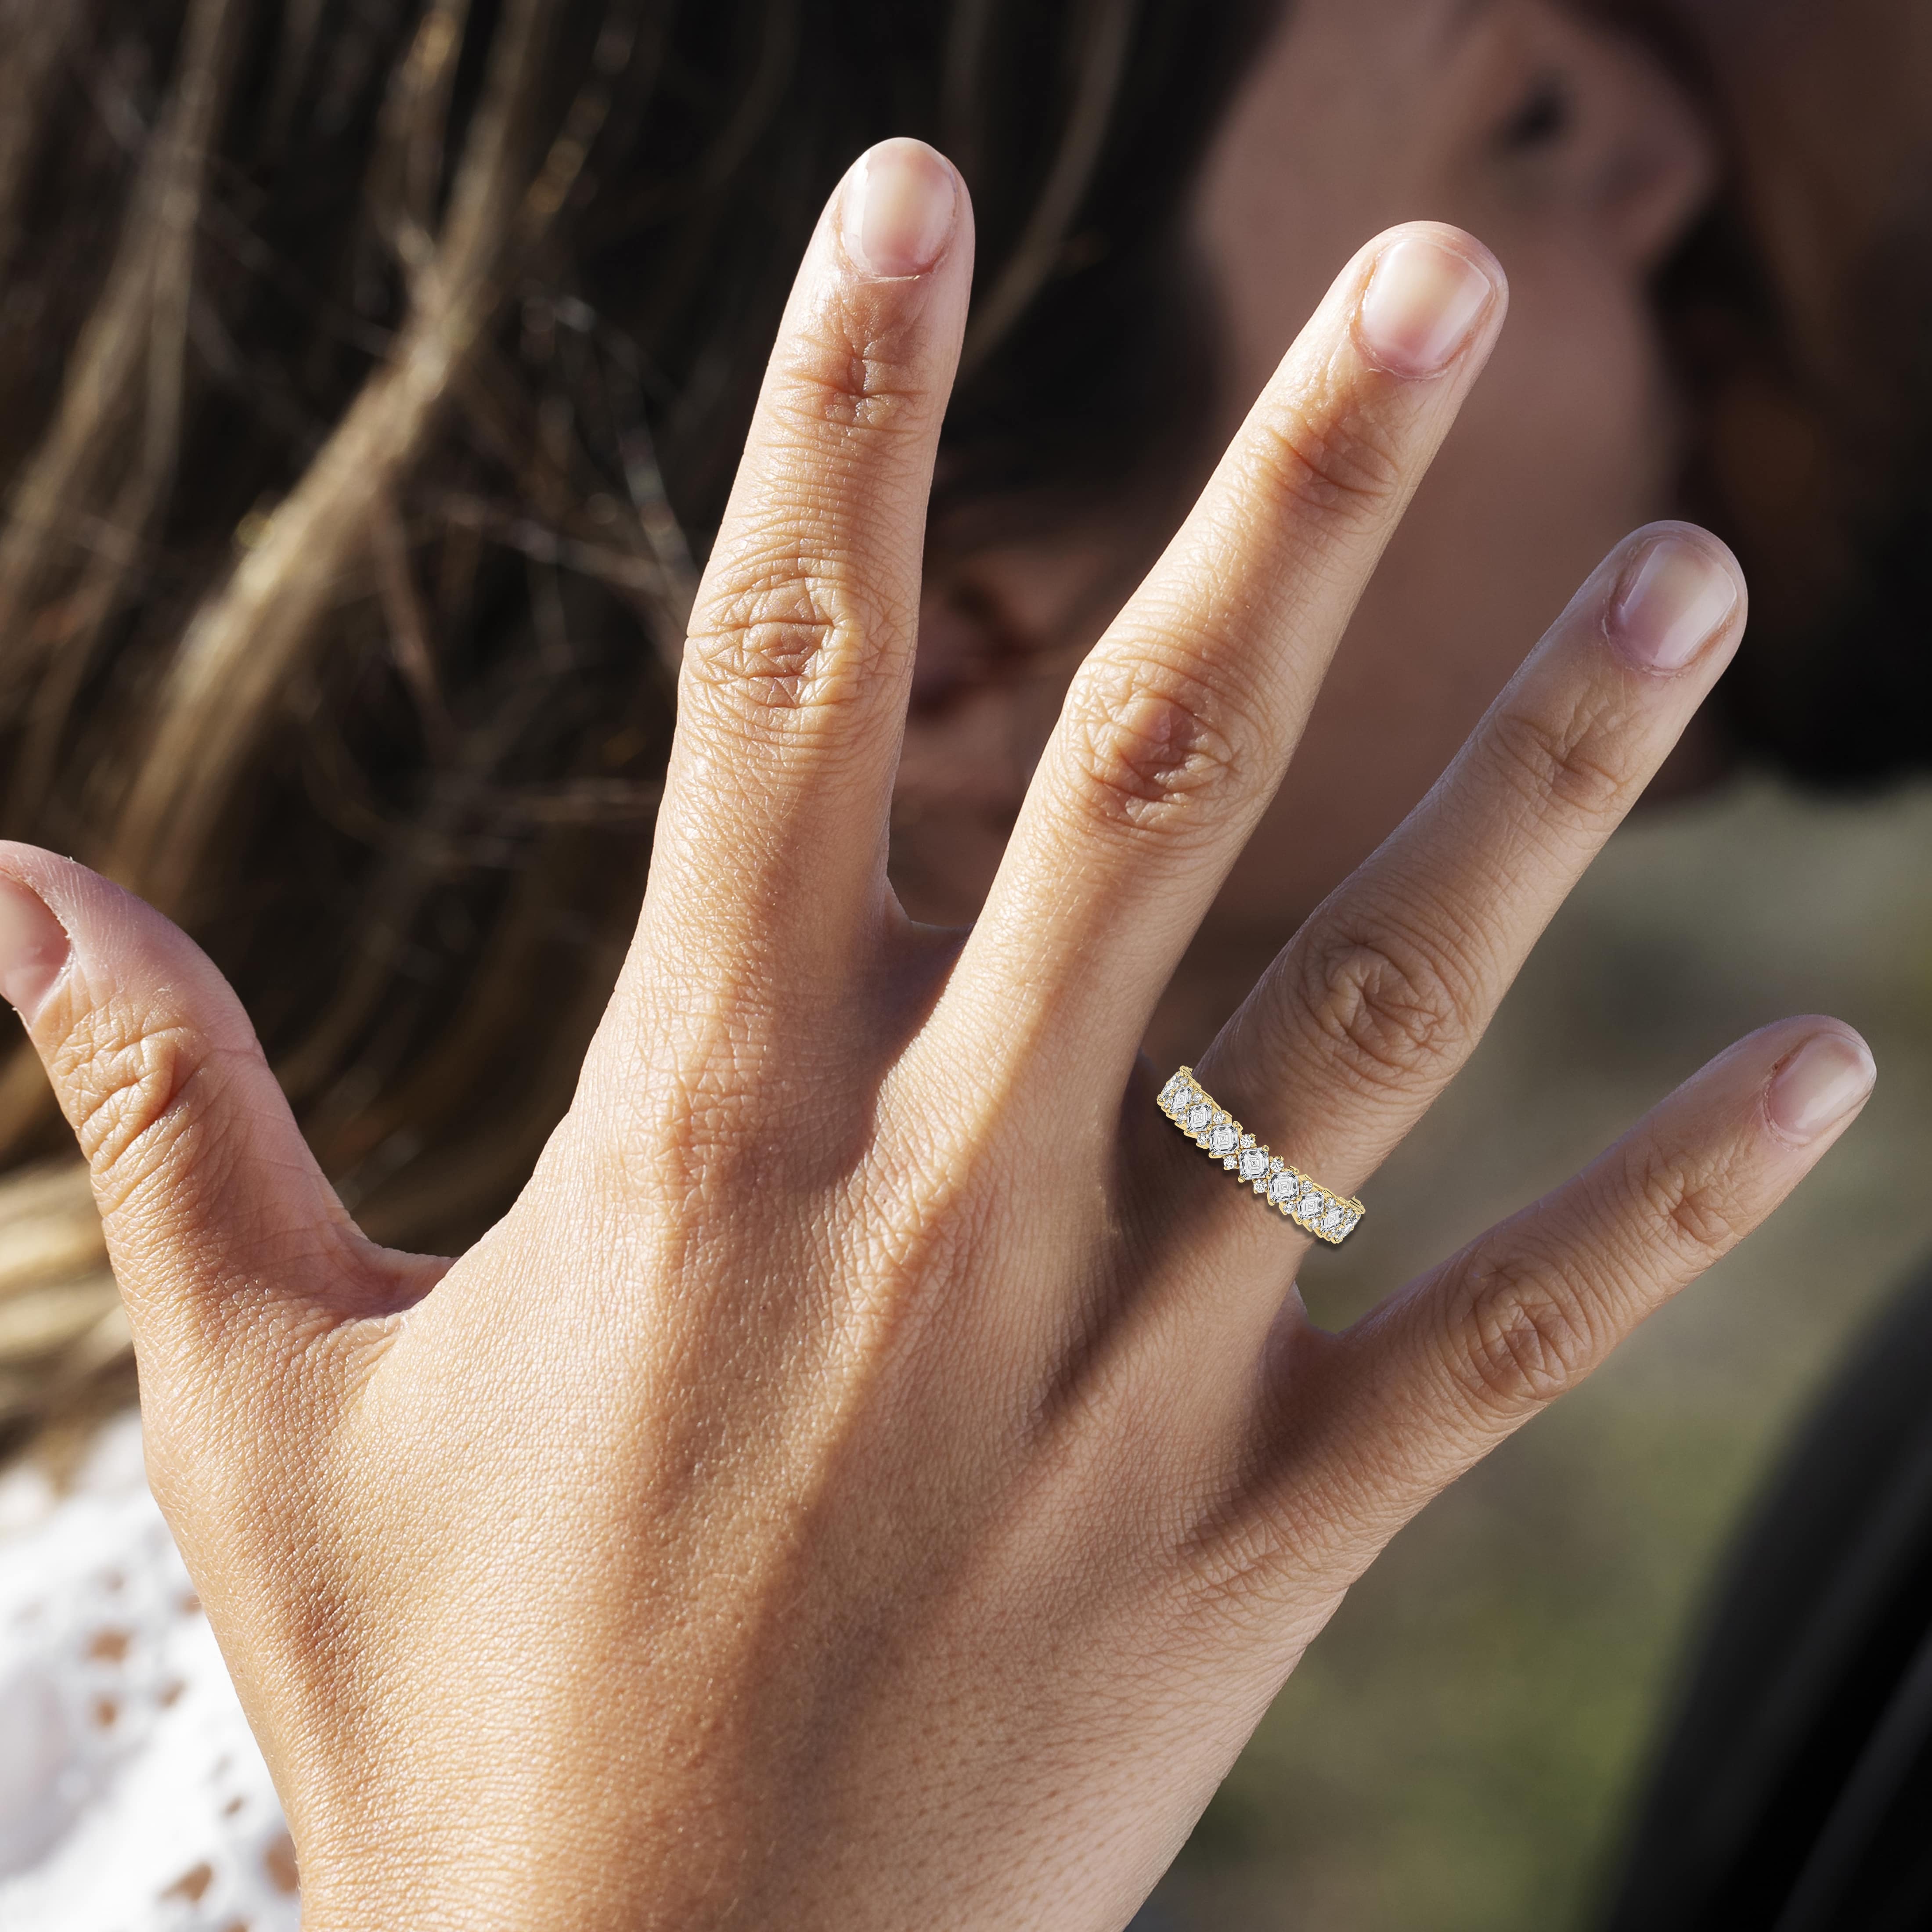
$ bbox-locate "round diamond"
[1209,1123,1239,1157]
[1239,1148,1269,1181]
[1186,1103,1212,1133]
[1269,1172,1297,1205]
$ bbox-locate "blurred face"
[1669,0,1932,665]
[894,0,1716,963]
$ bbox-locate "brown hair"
[0,0,1282,1466]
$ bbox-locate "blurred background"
[1,1,1929,1925]
[1143,775,1932,1928]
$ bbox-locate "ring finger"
[1180,521,1746,1280]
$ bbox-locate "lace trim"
[0,1414,299,1930]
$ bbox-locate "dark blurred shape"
[1604,9,1932,1921]
[1600,1261,1932,1931]
[1640,0,1932,789]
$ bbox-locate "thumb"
[0,843,394,1364]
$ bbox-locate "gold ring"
[1157,1067,1363,1245]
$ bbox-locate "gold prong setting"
[1157,1067,1363,1245]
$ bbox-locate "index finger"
[634,141,974,1002]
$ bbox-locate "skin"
[0,132,1877,1931]
[896,0,1719,1057]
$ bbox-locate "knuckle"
[51,1002,211,1211]
[1487,692,1636,832]
[598,1080,747,1236]
[1293,926,1472,1096]
[600,990,826,1203]
[1623,1140,1739,1261]
[1052,652,1261,845]
[685,306,940,737]
[770,315,936,442]
[1451,1246,1605,1416]
[686,536,889,735]
[1247,388,1407,530]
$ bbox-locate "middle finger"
[945,223,1506,1096]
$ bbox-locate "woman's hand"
[0,140,1874,1930]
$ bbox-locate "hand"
[0,139,1874,1930]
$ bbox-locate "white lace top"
[0,1413,299,1930]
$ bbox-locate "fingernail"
[1766,1031,1877,1144]
[839,139,957,279]
[1357,236,1499,378]
[1607,535,1739,672]
[0,874,70,1020]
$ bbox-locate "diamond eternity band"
[1157,1067,1363,1245]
